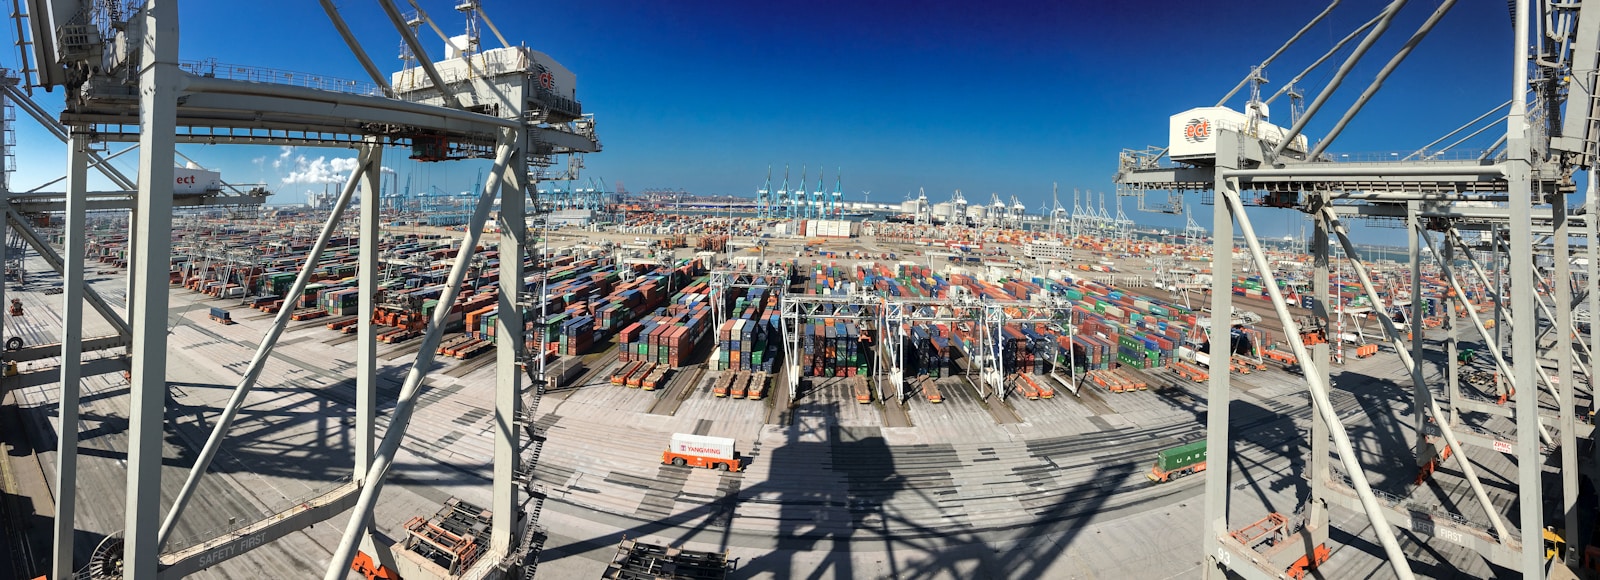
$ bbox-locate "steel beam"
[1409,202,1426,463]
[1214,0,1340,107]
[1508,2,1544,573]
[1201,167,1235,579]
[154,143,368,549]
[1591,174,1599,464]
[25,144,136,193]
[493,131,526,554]
[50,130,89,580]
[1222,192,1414,580]
[1310,199,1332,488]
[317,0,397,99]
[357,141,381,474]
[323,130,515,580]
[1443,228,1567,419]
[1230,163,1506,179]
[1416,226,1555,446]
[1305,0,1456,160]
[375,0,463,109]
[1493,225,1506,392]
[124,0,180,576]
[5,190,268,213]
[1555,189,1579,565]
[354,140,383,560]
[1444,234,1459,425]
[1271,0,1407,158]
[156,483,361,579]
[1,83,137,189]
[1324,211,1512,542]
[1527,271,1593,383]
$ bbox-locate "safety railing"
[179,59,384,97]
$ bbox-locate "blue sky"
[0,1,1547,240]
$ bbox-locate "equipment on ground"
[1147,440,1207,482]
[662,433,740,471]
[350,551,400,580]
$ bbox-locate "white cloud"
[283,155,357,184]
[329,157,360,174]
[380,165,396,175]
[272,146,293,169]
[276,151,391,185]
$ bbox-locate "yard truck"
[662,433,740,472]
[1147,440,1207,482]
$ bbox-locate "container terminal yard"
[0,2,1596,580]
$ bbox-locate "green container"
[1155,441,1208,472]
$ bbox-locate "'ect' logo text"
[1183,118,1211,143]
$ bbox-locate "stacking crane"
[12,0,601,578]
[1110,1,1599,578]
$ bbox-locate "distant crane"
[949,189,968,224]
[914,188,931,225]
[812,166,825,220]
[797,165,809,219]
[1095,192,1113,232]
[1049,184,1068,236]
[1114,194,1134,243]
[829,168,842,218]
[778,165,793,220]
[757,166,773,219]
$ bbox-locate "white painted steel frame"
[50,130,89,580]
[322,129,517,580]
[123,1,179,576]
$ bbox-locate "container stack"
[715,287,778,372]
[559,314,595,355]
[894,264,949,298]
[803,321,869,378]
[619,275,713,367]
[907,324,950,378]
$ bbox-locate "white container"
[670,433,735,460]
